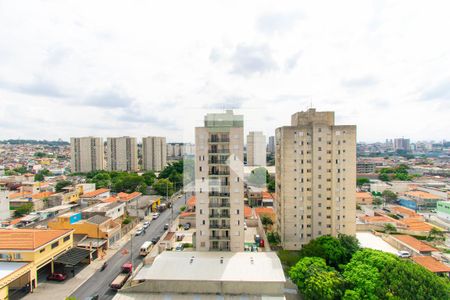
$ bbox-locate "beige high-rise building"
[142,136,167,171]
[275,108,356,250]
[247,131,266,166]
[195,110,245,252]
[106,137,138,172]
[70,137,104,173]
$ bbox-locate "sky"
[0,0,449,143]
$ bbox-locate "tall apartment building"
[195,110,245,252]
[142,136,167,171]
[267,136,275,154]
[247,131,267,166]
[70,137,104,173]
[275,108,356,250]
[106,137,138,172]
[394,138,410,152]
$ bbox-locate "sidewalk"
[23,229,136,300]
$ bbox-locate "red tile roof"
[32,191,54,199]
[117,192,142,202]
[186,196,196,207]
[82,188,110,198]
[101,196,118,203]
[412,256,450,273]
[394,235,437,252]
[0,229,73,250]
[244,205,252,218]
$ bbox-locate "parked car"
[152,213,160,220]
[183,223,191,230]
[397,251,411,258]
[151,236,161,244]
[85,296,99,300]
[163,223,169,230]
[175,243,184,251]
[135,227,144,236]
[143,221,150,229]
[47,272,68,281]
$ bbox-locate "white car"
[135,227,144,236]
[397,251,411,258]
[152,213,160,220]
[143,221,150,229]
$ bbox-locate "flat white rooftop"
[0,262,29,280]
[356,232,398,254]
[113,293,285,300]
[134,251,285,283]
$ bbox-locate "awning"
[54,247,93,267]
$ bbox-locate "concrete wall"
[125,279,284,296]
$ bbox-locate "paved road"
[71,193,189,300]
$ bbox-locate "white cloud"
[0,0,449,143]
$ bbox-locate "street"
[70,192,188,300]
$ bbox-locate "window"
[202,220,205,225]
[40,248,45,253]
[236,209,240,214]
[14,253,22,259]
[51,241,59,249]
[63,236,70,243]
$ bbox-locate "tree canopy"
[55,180,72,192]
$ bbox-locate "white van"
[140,241,153,256]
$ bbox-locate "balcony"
[209,224,231,229]
[209,202,230,208]
[208,159,228,164]
[208,138,230,143]
[210,247,230,251]
[209,235,231,240]
[208,170,230,176]
[209,213,231,218]
[209,190,230,197]
[208,149,230,154]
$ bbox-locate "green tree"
[344,248,450,300]
[382,190,397,203]
[153,178,174,196]
[142,171,156,186]
[378,173,390,181]
[13,166,28,174]
[428,227,444,241]
[34,173,45,182]
[289,257,343,300]
[14,203,34,217]
[55,180,72,192]
[267,178,275,192]
[112,173,146,193]
[384,223,397,234]
[260,214,273,230]
[299,235,348,268]
[356,177,369,186]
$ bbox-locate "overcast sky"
[0,0,449,143]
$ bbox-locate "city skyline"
[0,1,449,142]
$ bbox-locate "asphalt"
[70,192,189,300]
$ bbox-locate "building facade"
[247,131,266,166]
[70,137,104,173]
[394,138,410,151]
[267,136,275,154]
[106,137,138,172]
[142,136,167,172]
[275,108,356,250]
[195,110,244,252]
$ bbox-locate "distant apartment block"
[394,138,410,151]
[142,136,167,172]
[275,108,356,250]
[356,161,375,173]
[106,137,138,172]
[247,131,266,166]
[70,137,104,173]
[267,135,275,154]
[167,143,195,159]
[195,110,245,252]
